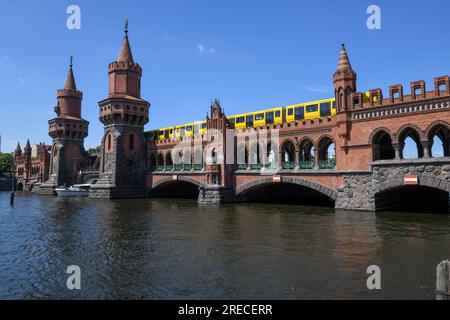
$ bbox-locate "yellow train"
[146,97,337,141]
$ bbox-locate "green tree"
[0,153,14,177]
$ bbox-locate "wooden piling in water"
[437,260,450,300]
[9,192,14,206]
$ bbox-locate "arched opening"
[318,137,336,169]
[299,139,314,169]
[281,140,296,169]
[129,133,135,151]
[372,130,395,161]
[375,185,449,214]
[429,124,450,158]
[157,153,164,166]
[238,182,335,207]
[265,142,277,168]
[16,182,23,191]
[107,134,112,151]
[151,181,200,199]
[165,152,173,169]
[249,143,262,170]
[211,148,218,165]
[399,127,423,159]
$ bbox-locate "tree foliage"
[0,153,14,177]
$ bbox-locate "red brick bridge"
[146,46,450,213]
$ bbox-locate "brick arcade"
[29,24,450,213]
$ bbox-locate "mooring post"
[9,163,15,206]
[436,260,450,300]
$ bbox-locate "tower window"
[129,134,135,150]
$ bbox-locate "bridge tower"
[198,99,235,204]
[89,21,150,199]
[333,44,357,164]
[38,58,89,194]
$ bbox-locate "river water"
[0,191,449,300]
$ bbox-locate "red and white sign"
[404,175,418,185]
[273,175,282,183]
[172,175,178,181]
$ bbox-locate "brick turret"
[41,57,89,191]
[90,20,151,199]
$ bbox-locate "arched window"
[157,153,164,166]
[211,148,218,164]
[429,124,450,158]
[107,134,112,151]
[165,152,173,166]
[299,139,315,169]
[265,142,277,168]
[318,137,336,169]
[129,134,135,150]
[372,130,395,161]
[398,127,423,159]
[281,140,296,164]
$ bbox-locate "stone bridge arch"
[373,163,450,212]
[150,176,206,191]
[235,176,338,200]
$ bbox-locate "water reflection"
[0,192,449,300]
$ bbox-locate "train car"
[150,130,159,141]
[253,107,285,127]
[158,127,174,140]
[232,113,248,129]
[286,104,305,123]
[194,121,207,135]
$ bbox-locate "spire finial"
[70,55,73,68]
[341,43,345,50]
[125,19,129,34]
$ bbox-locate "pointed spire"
[117,19,134,63]
[336,43,353,74]
[64,56,77,90]
[15,142,21,152]
[24,139,31,152]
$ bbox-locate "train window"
[332,101,336,109]
[246,115,254,126]
[236,117,245,124]
[159,131,164,136]
[201,123,207,129]
[164,130,169,139]
[255,113,264,121]
[186,126,193,131]
[288,108,294,116]
[320,102,332,117]
[306,105,318,113]
[275,110,281,118]
[266,112,274,124]
[295,107,304,120]
[229,118,235,124]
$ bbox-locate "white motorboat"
[55,184,91,198]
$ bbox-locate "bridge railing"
[319,159,336,169]
[300,161,314,169]
[282,162,296,170]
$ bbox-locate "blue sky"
[0,0,449,154]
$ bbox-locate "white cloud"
[197,44,205,53]
[18,77,31,84]
[197,44,216,54]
